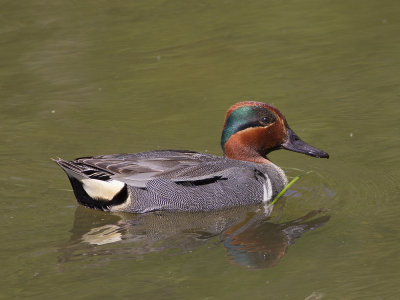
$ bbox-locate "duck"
[54,101,329,213]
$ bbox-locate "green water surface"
[1,1,399,299]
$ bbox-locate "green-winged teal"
[54,101,328,213]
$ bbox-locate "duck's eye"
[261,116,273,123]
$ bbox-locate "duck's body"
[55,150,287,213]
[54,101,328,213]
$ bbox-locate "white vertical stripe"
[262,176,272,203]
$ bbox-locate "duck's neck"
[223,135,270,164]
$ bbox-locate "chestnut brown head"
[221,101,329,163]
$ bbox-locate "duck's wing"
[60,150,231,188]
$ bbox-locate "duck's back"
[55,150,287,213]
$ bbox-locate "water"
[1,0,399,299]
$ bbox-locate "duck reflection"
[59,205,329,269]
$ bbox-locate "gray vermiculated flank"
[55,150,287,213]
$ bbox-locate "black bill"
[281,128,329,158]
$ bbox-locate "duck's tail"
[53,158,128,210]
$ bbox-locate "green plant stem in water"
[268,171,312,207]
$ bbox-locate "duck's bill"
[281,128,329,158]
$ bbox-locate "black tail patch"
[68,177,128,211]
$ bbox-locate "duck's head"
[221,101,329,163]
